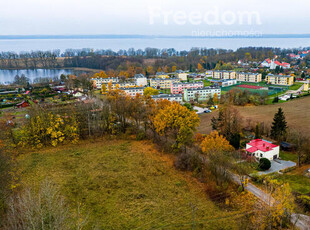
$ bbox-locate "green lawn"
[203,79,211,87]
[289,83,303,91]
[273,174,310,195]
[279,151,298,162]
[17,139,239,229]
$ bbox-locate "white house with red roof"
[246,139,279,160]
[260,58,272,68]
[260,59,290,69]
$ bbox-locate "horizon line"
[0,34,310,40]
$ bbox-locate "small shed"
[16,101,30,108]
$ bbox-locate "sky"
[1,0,310,36]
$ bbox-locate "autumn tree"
[171,66,177,72]
[143,87,159,96]
[101,84,107,94]
[197,63,203,70]
[107,81,113,91]
[99,71,108,78]
[200,131,234,154]
[153,102,200,149]
[213,93,218,104]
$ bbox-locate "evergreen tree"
[255,123,261,139]
[207,97,214,106]
[272,96,279,103]
[270,108,287,141]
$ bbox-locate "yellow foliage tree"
[101,84,107,94]
[171,66,177,72]
[144,87,159,96]
[200,131,234,154]
[213,93,218,104]
[99,71,108,78]
[107,81,113,91]
[197,63,203,70]
[153,102,200,148]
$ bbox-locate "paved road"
[231,174,310,229]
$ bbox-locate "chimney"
[266,146,270,150]
[263,143,265,147]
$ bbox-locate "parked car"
[204,109,211,113]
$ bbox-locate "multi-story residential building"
[112,82,137,89]
[265,74,294,86]
[92,77,119,89]
[175,70,188,81]
[151,94,183,103]
[134,74,148,86]
[119,87,145,97]
[210,79,238,87]
[170,82,204,94]
[212,71,236,80]
[236,72,262,83]
[149,78,180,89]
[183,86,221,102]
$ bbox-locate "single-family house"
[246,139,279,160]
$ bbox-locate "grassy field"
[271,165,310,195]
[198,96,310,137]
[16,139,242,229]
[289,82,303,91]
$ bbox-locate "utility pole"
[192,204,198,230]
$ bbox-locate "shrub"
[258,158,271,170]
[174,152,203,173]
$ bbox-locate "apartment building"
[92,77,119,89]
[236,72,262,83]
[183,86,221,102]
[119,87,145,97]
[265,74,294,86]
[149,78,180,89]
[212,71,236,80]
[151,94,183,103]
[170,82,204,94]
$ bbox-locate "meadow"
[16,138,243,229]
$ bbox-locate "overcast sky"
[1,0,310,35]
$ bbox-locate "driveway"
[193,106,207,114]
[258,159,296,175]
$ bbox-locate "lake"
[0,69,77,84]
[0,37,309,53]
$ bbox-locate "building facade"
[265,74,294,86]
[210,79,237,87]
[119,87,145,97]
[246,139,279,160]
[150,78,180,89]
[170,82,204,94]
[92,77,119,89]
[151,94,183,103]
[212,71,236,80]
[236,72,262,83]
[183,86,221,102]
[134,74,148,86]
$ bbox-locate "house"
[265,74,294,86]
[260,58,272,68]
[151,94,183,103]
[270,61,290,70]
[149,78,180,89]
[183,86,221,102]
[210,79,237,87]
[170,82,204,94]
[260,59,291,69]
[246,139,279,160]
[16,101,30,108]
[119,87,145,97]
[236,72,262,83]
[134,74,147,87]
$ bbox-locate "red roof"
[246,139,278,153]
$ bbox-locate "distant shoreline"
[0,34,310,40]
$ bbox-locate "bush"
[174,152,203,174]
[258,158,271,170]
